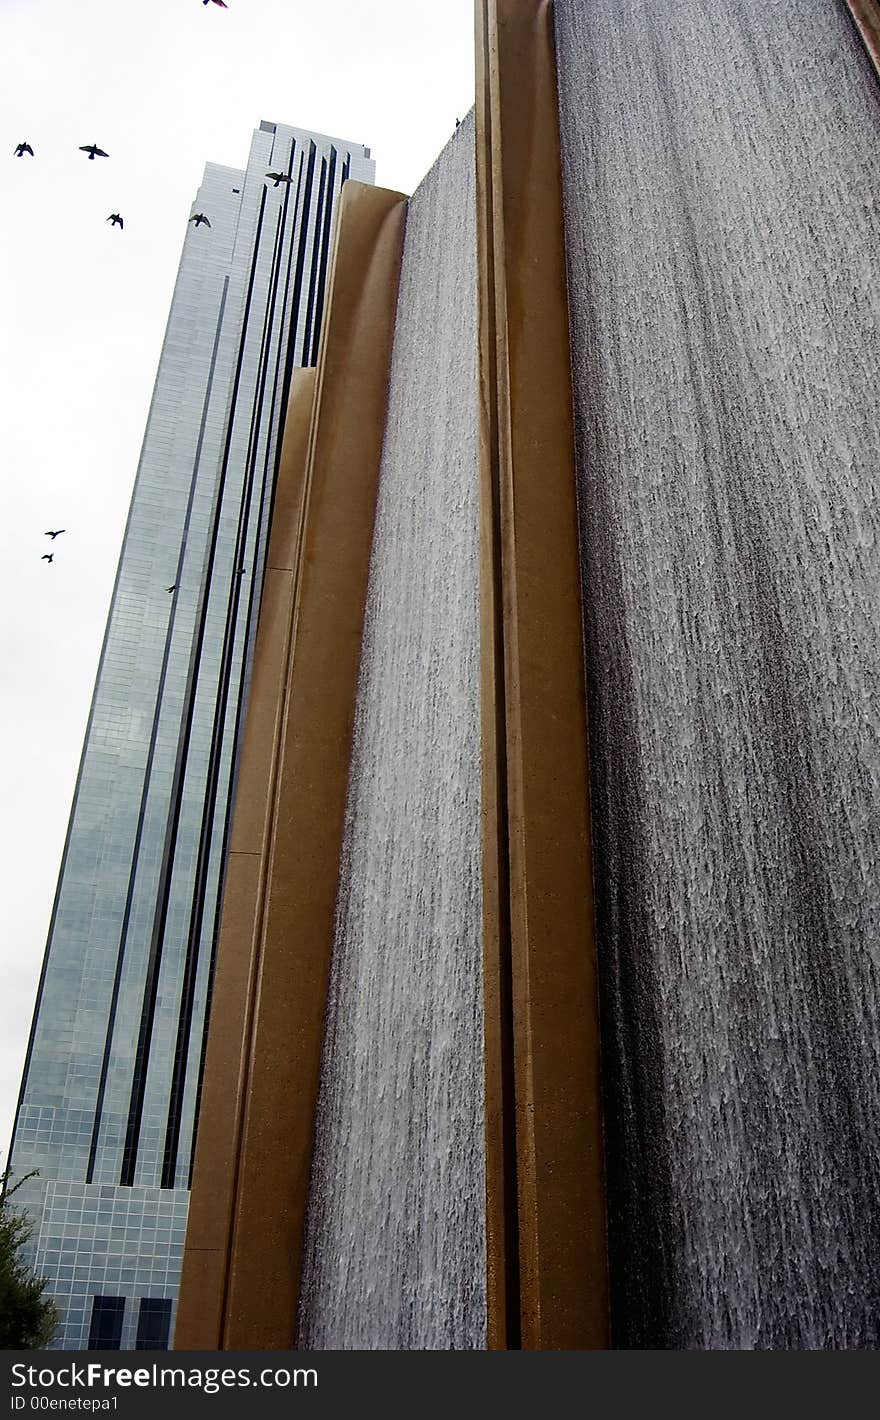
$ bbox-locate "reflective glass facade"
[10,120,374,1350]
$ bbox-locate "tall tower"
[9,120,374,1352]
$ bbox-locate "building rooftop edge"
[257,118,371,157]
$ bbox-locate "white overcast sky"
[0,0,475,1158]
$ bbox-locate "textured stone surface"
[556,0,880,1348]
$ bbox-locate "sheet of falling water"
[298,111,485,1350]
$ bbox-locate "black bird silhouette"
[166,584,177,593]
[41,553,54,563]
[107,213,124,229]
[265,171,292,188]
[203,1,228,7]
[189,212,211,228]
[14,142,34,157]
[44,529,65,539]
[79,143,109,160]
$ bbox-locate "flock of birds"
[40,530,66,565]
[14,135,219,569]
[18,0,457,584]
[14,0,303,576]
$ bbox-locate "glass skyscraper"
[9,120,375,1351]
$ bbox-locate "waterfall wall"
[297,116,485,1349]
[555,0,880,1348]
[180,1,880,1353]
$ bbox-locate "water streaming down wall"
[555,0,880,1347]
[297,116,485,1349]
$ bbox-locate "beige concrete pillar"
[845,1,880,78]
[176,182,407,1349]
[175,366,316,1350]
[475,0,610,1350]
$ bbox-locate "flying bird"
[41,553,54,563]
[265,171,292,188]
[203,1,228,7]
[14,142,34,157]
[107,213,124,229]
[189,213,211,228]
[44,530,66,539]
[80,143,109,160]
[166,584,177,593]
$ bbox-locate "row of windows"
[88,1295,171,1351]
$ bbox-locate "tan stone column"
[174,365,316,1349]
[175,182,407,1349]
[845,1,880,78]
[475,0,609,1349]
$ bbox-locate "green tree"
[0,1165,59,1349]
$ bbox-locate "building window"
[87,1296,125,1350]
[135,1297,172,1350]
